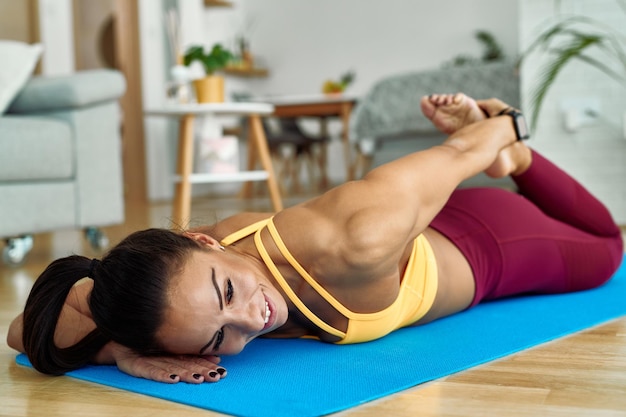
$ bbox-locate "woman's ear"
[183,232,222,250]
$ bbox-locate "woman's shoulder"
[194,212,273,241]
[273,204,402,280]
[272,205,404,313]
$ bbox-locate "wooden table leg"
[172,114,195,227]
[318,117,330,190]
[249,114,283,212]
[340,101,355,181]
[240,118,257,199]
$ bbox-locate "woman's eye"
[226,279,233,303]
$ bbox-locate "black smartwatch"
[498,107,530,141]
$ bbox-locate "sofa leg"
[84,227,109,251]
[2,235,34,266]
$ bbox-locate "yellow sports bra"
[220,217,438,344]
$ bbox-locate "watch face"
[516,113,530,140]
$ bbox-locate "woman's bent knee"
[589,234,624,290]
[564,234,623,292]
[608,233,624,276]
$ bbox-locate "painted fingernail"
[170,374,178,380]
[193,373,201,380]
[208,371,218,378]
[216,367,226,375]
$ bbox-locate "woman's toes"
[420,95,437,119]
[438,94,454,105]
[421,92,485,134]
[453,93,463,104]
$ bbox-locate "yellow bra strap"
[266,218,355,317]
[253,223,346,339]
[220,219,269,247]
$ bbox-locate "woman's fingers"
[199,354,221,365]
[160,356,227,383]
[476,97,510,117]
[116,354,227,384]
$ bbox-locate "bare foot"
[422,93,532,178]
[485,141,533,178]
[420,93,486,134]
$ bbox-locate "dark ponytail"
[22,255,110,375]
[22,228,203,375]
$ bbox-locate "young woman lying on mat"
[8,93,624,384]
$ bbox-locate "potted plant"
[444,30,506,67]
[322,70,356,95]
[520,1,626,129]
[184,43,233,103]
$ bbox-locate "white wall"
[233,0,519,98]
[139,0,174,202]
[193,0,518,105]
[519,0,626,223]
[37,0,74,75]
[30,0,626,223]
[142,0,520,200]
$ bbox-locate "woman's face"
[156,234,289,356]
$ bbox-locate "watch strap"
[497,107,530,141]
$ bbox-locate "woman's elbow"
[7,314,25,353]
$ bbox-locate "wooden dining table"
[254,93,359,183]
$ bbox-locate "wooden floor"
[1,194,625,417]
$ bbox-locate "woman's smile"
[157,243,289,356]
[262,292,277,331]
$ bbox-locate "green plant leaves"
[183,45,204,66]
[521,13,626,129]
[183,44,233,75]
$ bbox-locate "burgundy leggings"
[429,150,624,307]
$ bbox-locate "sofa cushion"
[0,182,76,236]
[8,69,126,113]
[0,41,43,113]
[0,116,74,181]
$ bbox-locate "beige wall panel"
[0,0,37,42]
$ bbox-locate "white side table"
[145,102,283,226]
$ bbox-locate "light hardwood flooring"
[1,194,625,417]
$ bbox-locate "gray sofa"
[350,61,520,178]
[0,69,126,264]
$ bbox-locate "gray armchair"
[350,61,520,177]
[0,69,126,264]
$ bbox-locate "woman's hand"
[106,342,227,383]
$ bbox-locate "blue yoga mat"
[17,255,626,417]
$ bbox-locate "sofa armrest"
[7,69,126,114]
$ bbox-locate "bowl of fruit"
[322,70,355,95]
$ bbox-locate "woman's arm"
[7,281,112,360]
[8,307,115,363]
[7,313,24,352]
[9,281,226,383]
[358,116,517,234]
[288,115,517,268]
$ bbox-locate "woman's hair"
[22,228,204,375]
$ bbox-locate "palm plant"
[521,0,626,129]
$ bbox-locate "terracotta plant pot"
[193,75,224,103]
